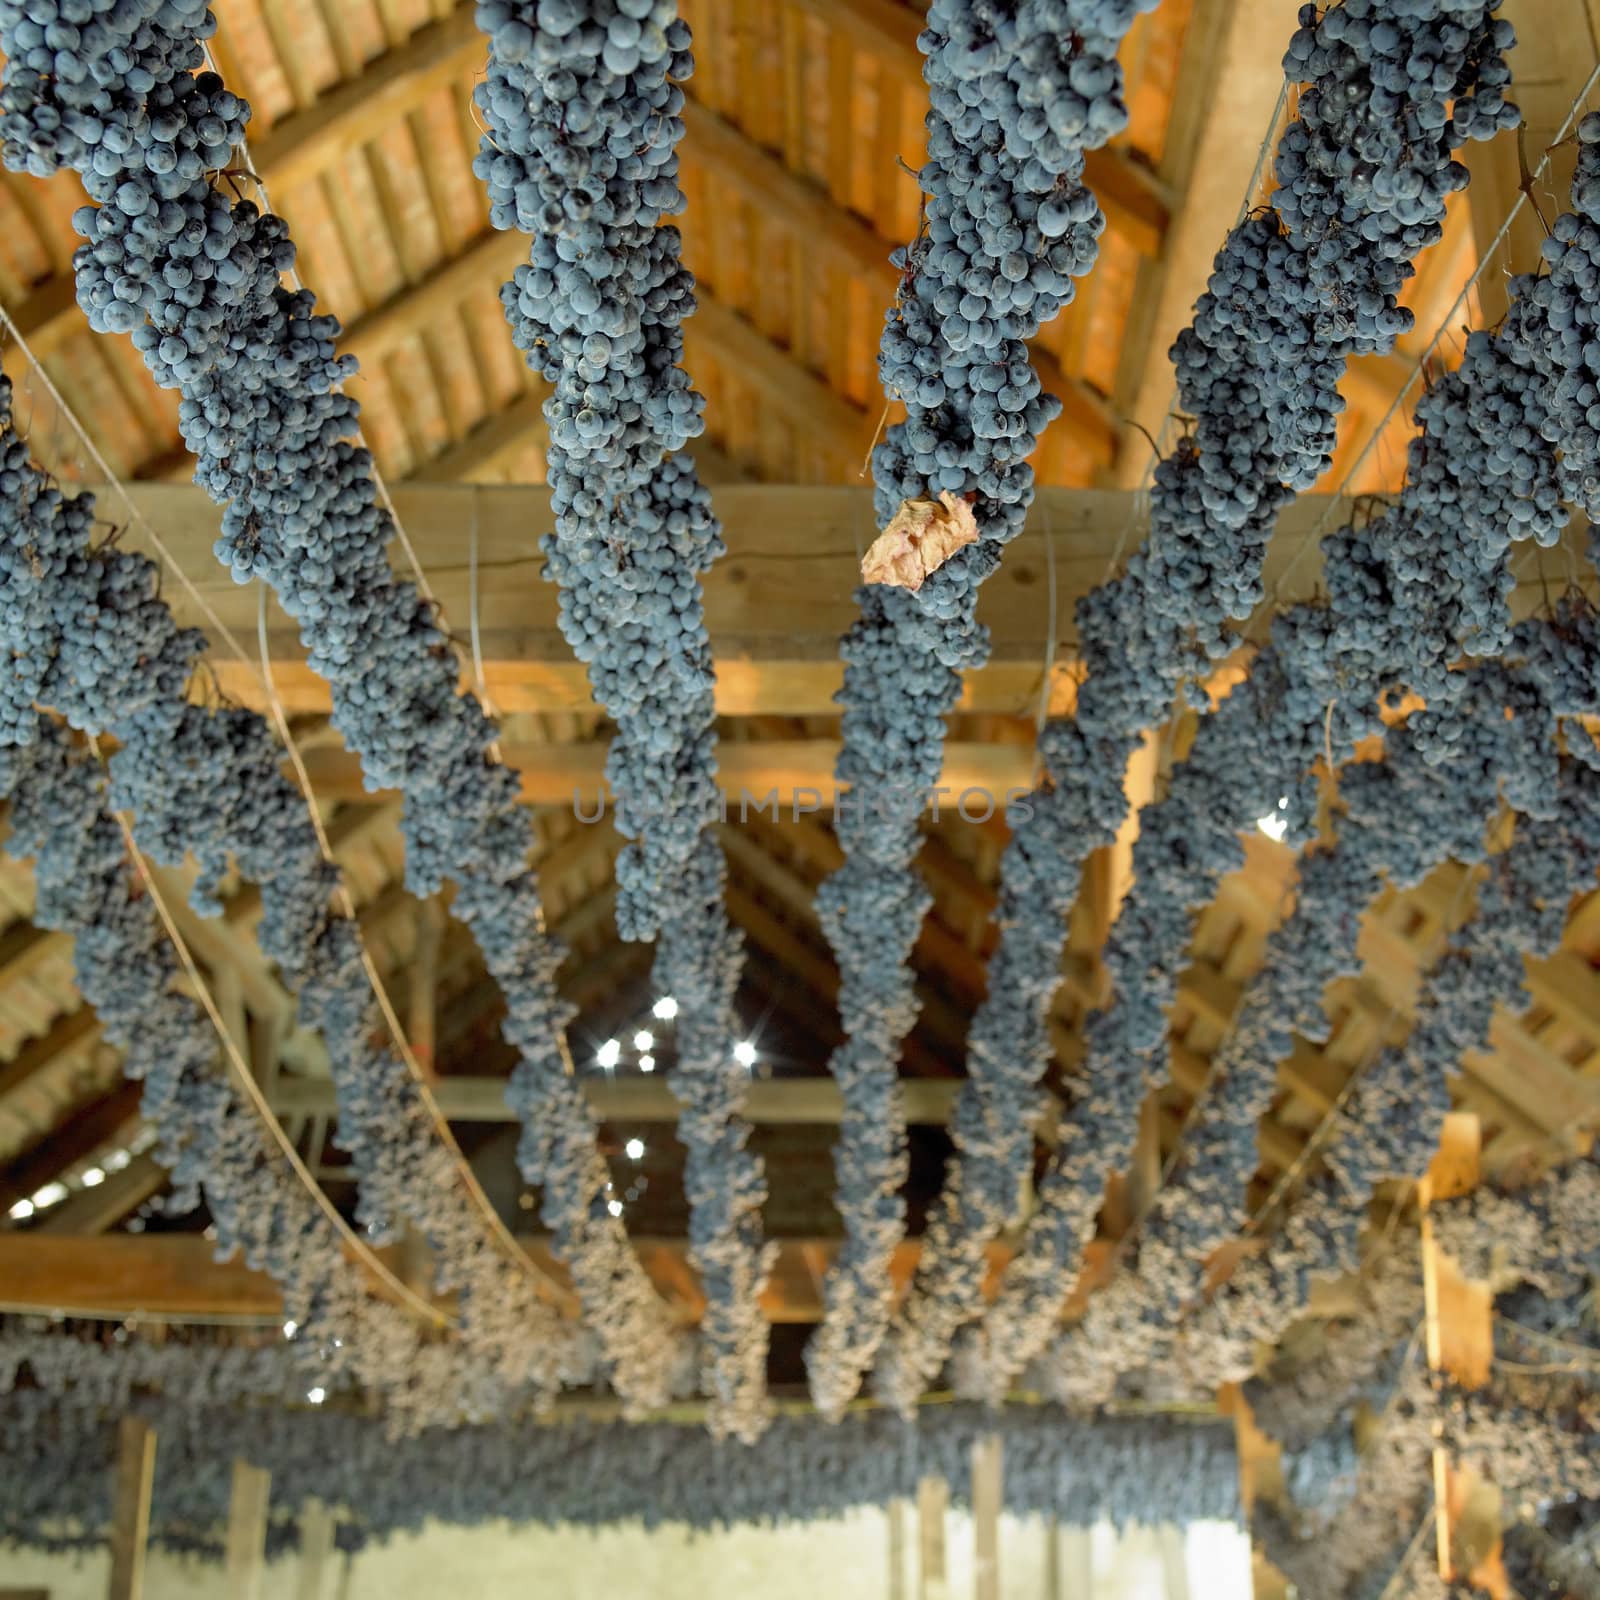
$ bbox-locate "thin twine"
[84,730,451,1330]
[0,302,569,1313]
[1267,58,1600,608]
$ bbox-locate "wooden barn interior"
[0,0,1599,1595]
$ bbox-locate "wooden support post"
[224,1460,272,1600]
[1419,1113,1507,1595]
[971,1434,1002,1600]
[917,1475,949,1600]
[889,1497,908,1600]
[1044,1518,1061,1600]
[108,1414,156,1600]
[296,1498,337,1600]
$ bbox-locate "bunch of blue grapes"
[1175,746,1600,1395]
[806,0,1157,1423]
[471,0,771,1432]
[1520,116,1600,534]
[1144,0,1518,667]
[869,0,1158,665]
[0,372,590,1415]
[1032,671,1562,1408]
[0,0,694,1412]
[473,0,716,936]
[0,721,496,1429]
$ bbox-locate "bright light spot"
[651,996,679,1021]
[80,1166,105,1188]
[30,1183,67,1209]
[633,1030,654,1052]
[625,1138,645,1161]
[8,1199,34,1221]
[596,1038,622,1070]
[1257,796,1290,843]
[282,1320,298,1339]
[331,1338,343,1350]
[733,1040,757,1068]
[103,1148,130,1173]
[307,1387,326,1405]
[606,1198,623,1218]
[639,1054,656,1073]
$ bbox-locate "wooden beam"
[409,389,547,483]
[296,1500,337,1600]
[0,1004,101,1099]
[0,1231,1021,1326]
[294,738,1037,808]
[917,1475,949,1600]
[341,229,530,373]
[1419,1114,1508,1594]
[8,274,79,360]
[688,295,870,455]
[108,1415,157,1600]
[120,484,1588,720]
[224,1460,272,1600]
[271,1071,1009,1127]
[248,6,482,195]
[889,1497,909,1600]
[971,1434,1002,1600]
[35,1153,165,1236]
[407,897,445,1076]
[0,1082,142,1213]
[682,97,897,292]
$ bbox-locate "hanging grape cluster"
[808,0,1158,1423]
[470,0,771,1436]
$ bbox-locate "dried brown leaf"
[860,491,980,592]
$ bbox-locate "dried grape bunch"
[470,1,769,1434]
[806,0,1159,1418]
[0,724,493,1432]
[0,1395,1241,1553]
[1175,753,1600,1395]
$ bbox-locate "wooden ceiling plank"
[410,389,548,482]
[0,1080,143,1212]
[138,484,1587,719]
[0,1230,1047,1327]
[36,1152,166,1236]
[297,738,1039,807]
[0,1005,101,1100]
[247,6,482,195]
